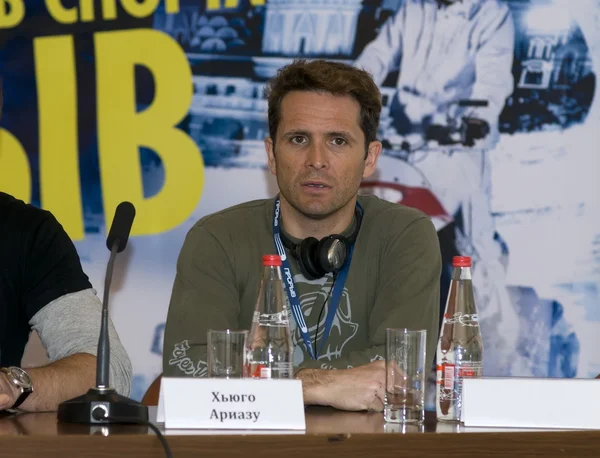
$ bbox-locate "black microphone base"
[57,388,149,424]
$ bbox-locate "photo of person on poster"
[355,0,519,376]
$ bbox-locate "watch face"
[9,367,32,388]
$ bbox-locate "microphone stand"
[57,239,148,425]
[97,242,118,390]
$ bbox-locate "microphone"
[105,201,135,253]
[57,202,149,425]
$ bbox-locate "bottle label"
[248,363,270,379]
[443,312,479,327]
[459,367,476,377]
[260,367,272,379]
[247,361,294,379]
[456,361,482,403]
[458,361,483,377]
[252,311,289,326]
[436,361,482,402]
[279,308,290,325]
[443,364,455,390]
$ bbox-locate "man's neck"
[278,197,357,240]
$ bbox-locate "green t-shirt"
[163,194,441,376]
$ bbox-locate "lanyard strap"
[272,197,355,360]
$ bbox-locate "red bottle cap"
[452,256,472,267]
[263,254,282,266]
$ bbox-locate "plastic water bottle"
[245,254,294,379]
[436,256,484,421]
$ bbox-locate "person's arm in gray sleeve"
[354,6,405,85]
[467,4,515,127]
[0,203,133,412]
[28,289,133,398]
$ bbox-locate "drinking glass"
[384,328,427,423]
[207,330,248,378]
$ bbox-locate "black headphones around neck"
[279,206,363,280]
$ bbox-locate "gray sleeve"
[28,288,133,397]
[354,7,404,85]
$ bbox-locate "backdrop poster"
[0,0,598,405]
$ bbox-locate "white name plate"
[462,377,600,430]
[157,377,306,430]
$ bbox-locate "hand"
[298,361,386,412]
[0,373,19,411]
[425,124,455,145]
[460,117,490,146]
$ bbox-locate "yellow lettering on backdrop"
[0,129,31,203]
[95,29,204,236]
[207,0,263,9]
[80,0,95,22]
[164,0,180,14]
[44,0,179,22]
[34,35,84,241]
[121,0,159,18]
[33,36,84,240]
[103,0,179,19]
[45,0,78,24]
[101,0,117,20]
[0,0,25,28]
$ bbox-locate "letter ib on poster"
[0,1,262,240]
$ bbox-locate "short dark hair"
[265,59,382,151]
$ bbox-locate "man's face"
[265,91,381,220]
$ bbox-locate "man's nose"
[305,142,328,169]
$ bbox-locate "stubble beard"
[279,183,357,221]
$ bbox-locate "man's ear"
[265,137,276,176]
[363,141,382,178]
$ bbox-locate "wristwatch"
[1,367,33,409]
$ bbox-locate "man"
[356,0,514,145]
[355,0,520,376]
[0,191,132,412]
[163,59,441,412]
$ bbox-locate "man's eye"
[332,138,347,146]
[290,136,306,145]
